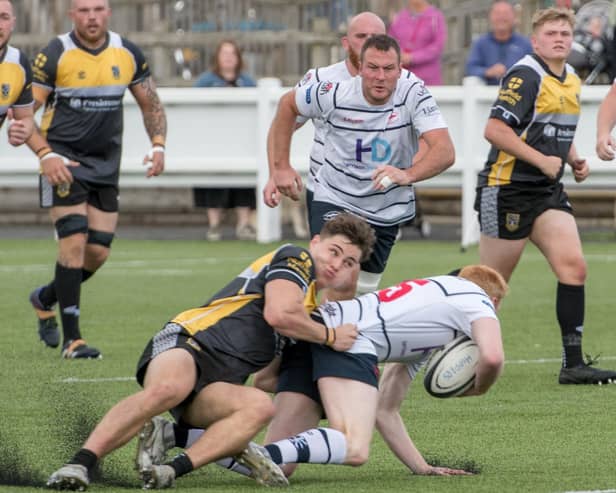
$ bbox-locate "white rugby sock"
[215,457,251,476]
[265,427,347,465]
[185,428,205,448]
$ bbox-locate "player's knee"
[240,389,276,430]
[143,381,185,409]
[87,229,114,248]
[357,270,382,295]
[55,214,88,239]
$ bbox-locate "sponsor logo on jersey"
[319,81,333,95]
[505,212,520,232]
[543,124,556,137]
[1,84,9,99]
[305,87,311,104]
[356,137,391,163]
[498,88,522,106]
[69,97,82,109]
[300,72,313,86]
[343,116,365,124]
[112,65,120,79]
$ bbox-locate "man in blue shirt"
[465,1,532,85]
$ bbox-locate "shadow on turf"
[48,385,139,488]
[0,429,45,486]
[424,454,482,474]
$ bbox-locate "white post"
[460,77,483,250]
[256,78,283,243]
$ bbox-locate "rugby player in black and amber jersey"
[46,213,374,491]
[26,0,167,359]
[475,7,616,385]
[0,0,33,145]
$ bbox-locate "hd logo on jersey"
[112,66,120,79]
[1,84,9,99]
[356,138,391,163]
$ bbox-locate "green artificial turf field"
[1,237,614,493]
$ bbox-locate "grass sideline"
[1,237,615,493]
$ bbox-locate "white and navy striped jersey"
[318,275,498,378]
[295,63,415,192]
[295,75,447,226]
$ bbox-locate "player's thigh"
[184,382,274,429]
[142,348,198,407]
[478,234,526,282]
[87,205,118,233]
[530,209,586,283]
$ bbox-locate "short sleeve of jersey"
[16,51,33,106]
[294,69,318,125]
[122,37,151,85]
[489,65,538,128]
[32,38,63,90]
[264,244,315,293]
[406,80,447,135]
[295,80,337,120]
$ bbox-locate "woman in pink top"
[388,0,447,85]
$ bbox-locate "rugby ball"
[424,335,479,398]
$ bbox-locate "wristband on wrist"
[324,326,335,347]
[36,146,52,159]
[151,136,166,148]
[40,152,68,164]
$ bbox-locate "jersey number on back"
[377,279,429,302]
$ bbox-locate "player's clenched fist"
[330,323,358,351]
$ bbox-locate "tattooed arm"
[130,76,167,177]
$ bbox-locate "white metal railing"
[1,79,615,246]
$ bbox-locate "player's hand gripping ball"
[424,335,479,398]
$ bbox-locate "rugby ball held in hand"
[424,335,479,398]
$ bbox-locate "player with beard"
[0,0,34,145]
[26,0,167,359]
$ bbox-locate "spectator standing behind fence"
[465,1,533,86]
[387,0,446,85]
[193,40,257,241]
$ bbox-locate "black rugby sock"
[55,263,83,343]
[39,269,94,309]
[169,453,193,478]
[69,448,98,473]
[556,282,585,368]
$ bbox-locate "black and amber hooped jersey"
[478,54,581,188]
[171,244,319,369]
[31,31,150,185]
[0,45,33,128]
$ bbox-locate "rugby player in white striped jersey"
[269,33,454,296]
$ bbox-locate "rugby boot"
[559,363,616,384]
[62,339,102,360]
[140,464,176,490]
[135,417,176,470]
[235,442,289,487]
[30,286,60,348]
[46,464,89,491]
